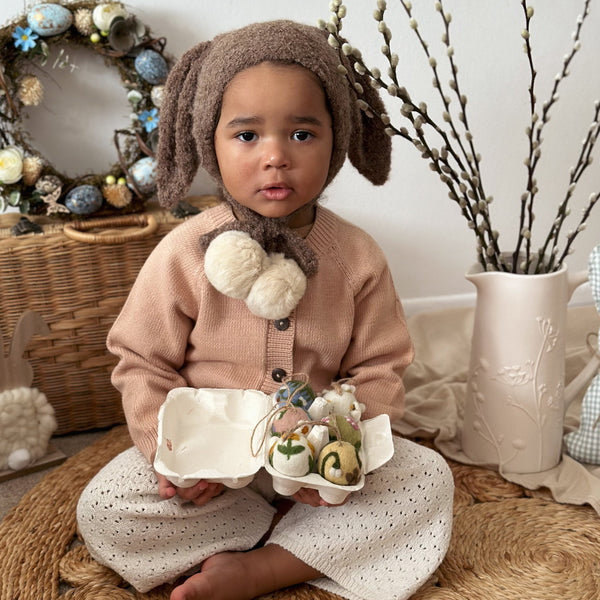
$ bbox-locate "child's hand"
[292,487,348,507]
[156,471,224,505]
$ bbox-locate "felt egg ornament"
[27,4,73,36]
[318,440,362,486]
[271,405,311,436]
[274,380,315,409]
[151,85,164,108]
[134,49,169,85]
[269,434,315,477]
[64,184,103,215]
[322,383,365,421]
[129,156,157,194]
[323,414,362,450]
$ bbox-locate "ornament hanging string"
[249,374,314,457]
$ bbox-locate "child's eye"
[292,131,313,142]
[236,131,257,142]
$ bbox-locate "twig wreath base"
[0,1,173,218]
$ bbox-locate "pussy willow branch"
[519,0,593,273]
[435,0,485,189]
[323,0,599,274]
[399,0,484,200]
[325,1,503,270]
[555,191,599,267]
[515,2,536,273]
[543,102,600,270]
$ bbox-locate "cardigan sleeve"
[107,232,202,462]
[338,247,414,424]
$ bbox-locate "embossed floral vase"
[461,256,593,473]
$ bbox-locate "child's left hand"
[157,471,224,505]
[292,487,348,507]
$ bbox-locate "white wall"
[2,1,599,313]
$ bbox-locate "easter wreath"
[0,2,173,217]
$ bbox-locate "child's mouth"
[260,185,292,201]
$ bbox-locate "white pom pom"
[204,231,267,299]
[8,448,32,471]
[245,254,307,320]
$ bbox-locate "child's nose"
[263,139,289,169]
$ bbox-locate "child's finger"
[156,473,177,499]
[176,480,209,501]
[292,488,322,507]
[191,482,224,505]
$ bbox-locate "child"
[77,20,453,600]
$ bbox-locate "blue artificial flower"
[12,26,38,52]
[138,108,159,132]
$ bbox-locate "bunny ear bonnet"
[156,20,392,319]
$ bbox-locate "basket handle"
[63,214,159,244]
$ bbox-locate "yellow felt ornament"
[318,440,362,486]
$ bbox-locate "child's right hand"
[293,487,349,507]
[156,471,224,505]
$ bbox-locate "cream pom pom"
[245,253,307,320]
[8,448,31,471]
[204,231,267,299]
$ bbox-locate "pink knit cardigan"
[107,203,414,462]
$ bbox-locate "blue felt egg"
[27,4,73,37]
[65,185,103,215]
[275,380,316,409]
[134,49,168,85]
[129,156,157,194]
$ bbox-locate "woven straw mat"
[2,429,600,600]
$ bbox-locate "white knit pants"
[77,436,453,600]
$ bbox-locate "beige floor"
[0,430,105,522]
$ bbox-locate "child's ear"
[157,41,212,208]
[341,54,392,186]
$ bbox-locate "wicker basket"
[0,196,219,435]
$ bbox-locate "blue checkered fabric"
[565,244,600,464]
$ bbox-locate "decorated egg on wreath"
[0,2,174,218]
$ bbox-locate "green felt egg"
[323,414,362,449]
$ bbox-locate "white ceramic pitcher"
[461,259,600,473]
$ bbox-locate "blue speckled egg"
[27,4,73,37]
[65,185,103,215]
[129,156,157,194]
[134,49,168,85]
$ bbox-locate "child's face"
[214,62,333,219]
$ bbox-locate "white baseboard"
[402,282,593,317]
[402,293,475,317]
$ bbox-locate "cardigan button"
[273,318,290,331]
[271,368,287,382]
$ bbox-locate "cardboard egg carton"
[154,387,394,504]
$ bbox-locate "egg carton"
[154,387,394,504]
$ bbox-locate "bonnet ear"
[339,49,392,186]
[157,41,211,208]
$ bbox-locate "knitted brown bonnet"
[157,20,391,276]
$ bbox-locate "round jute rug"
[2,427,600,599]
[0,426,342,600]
